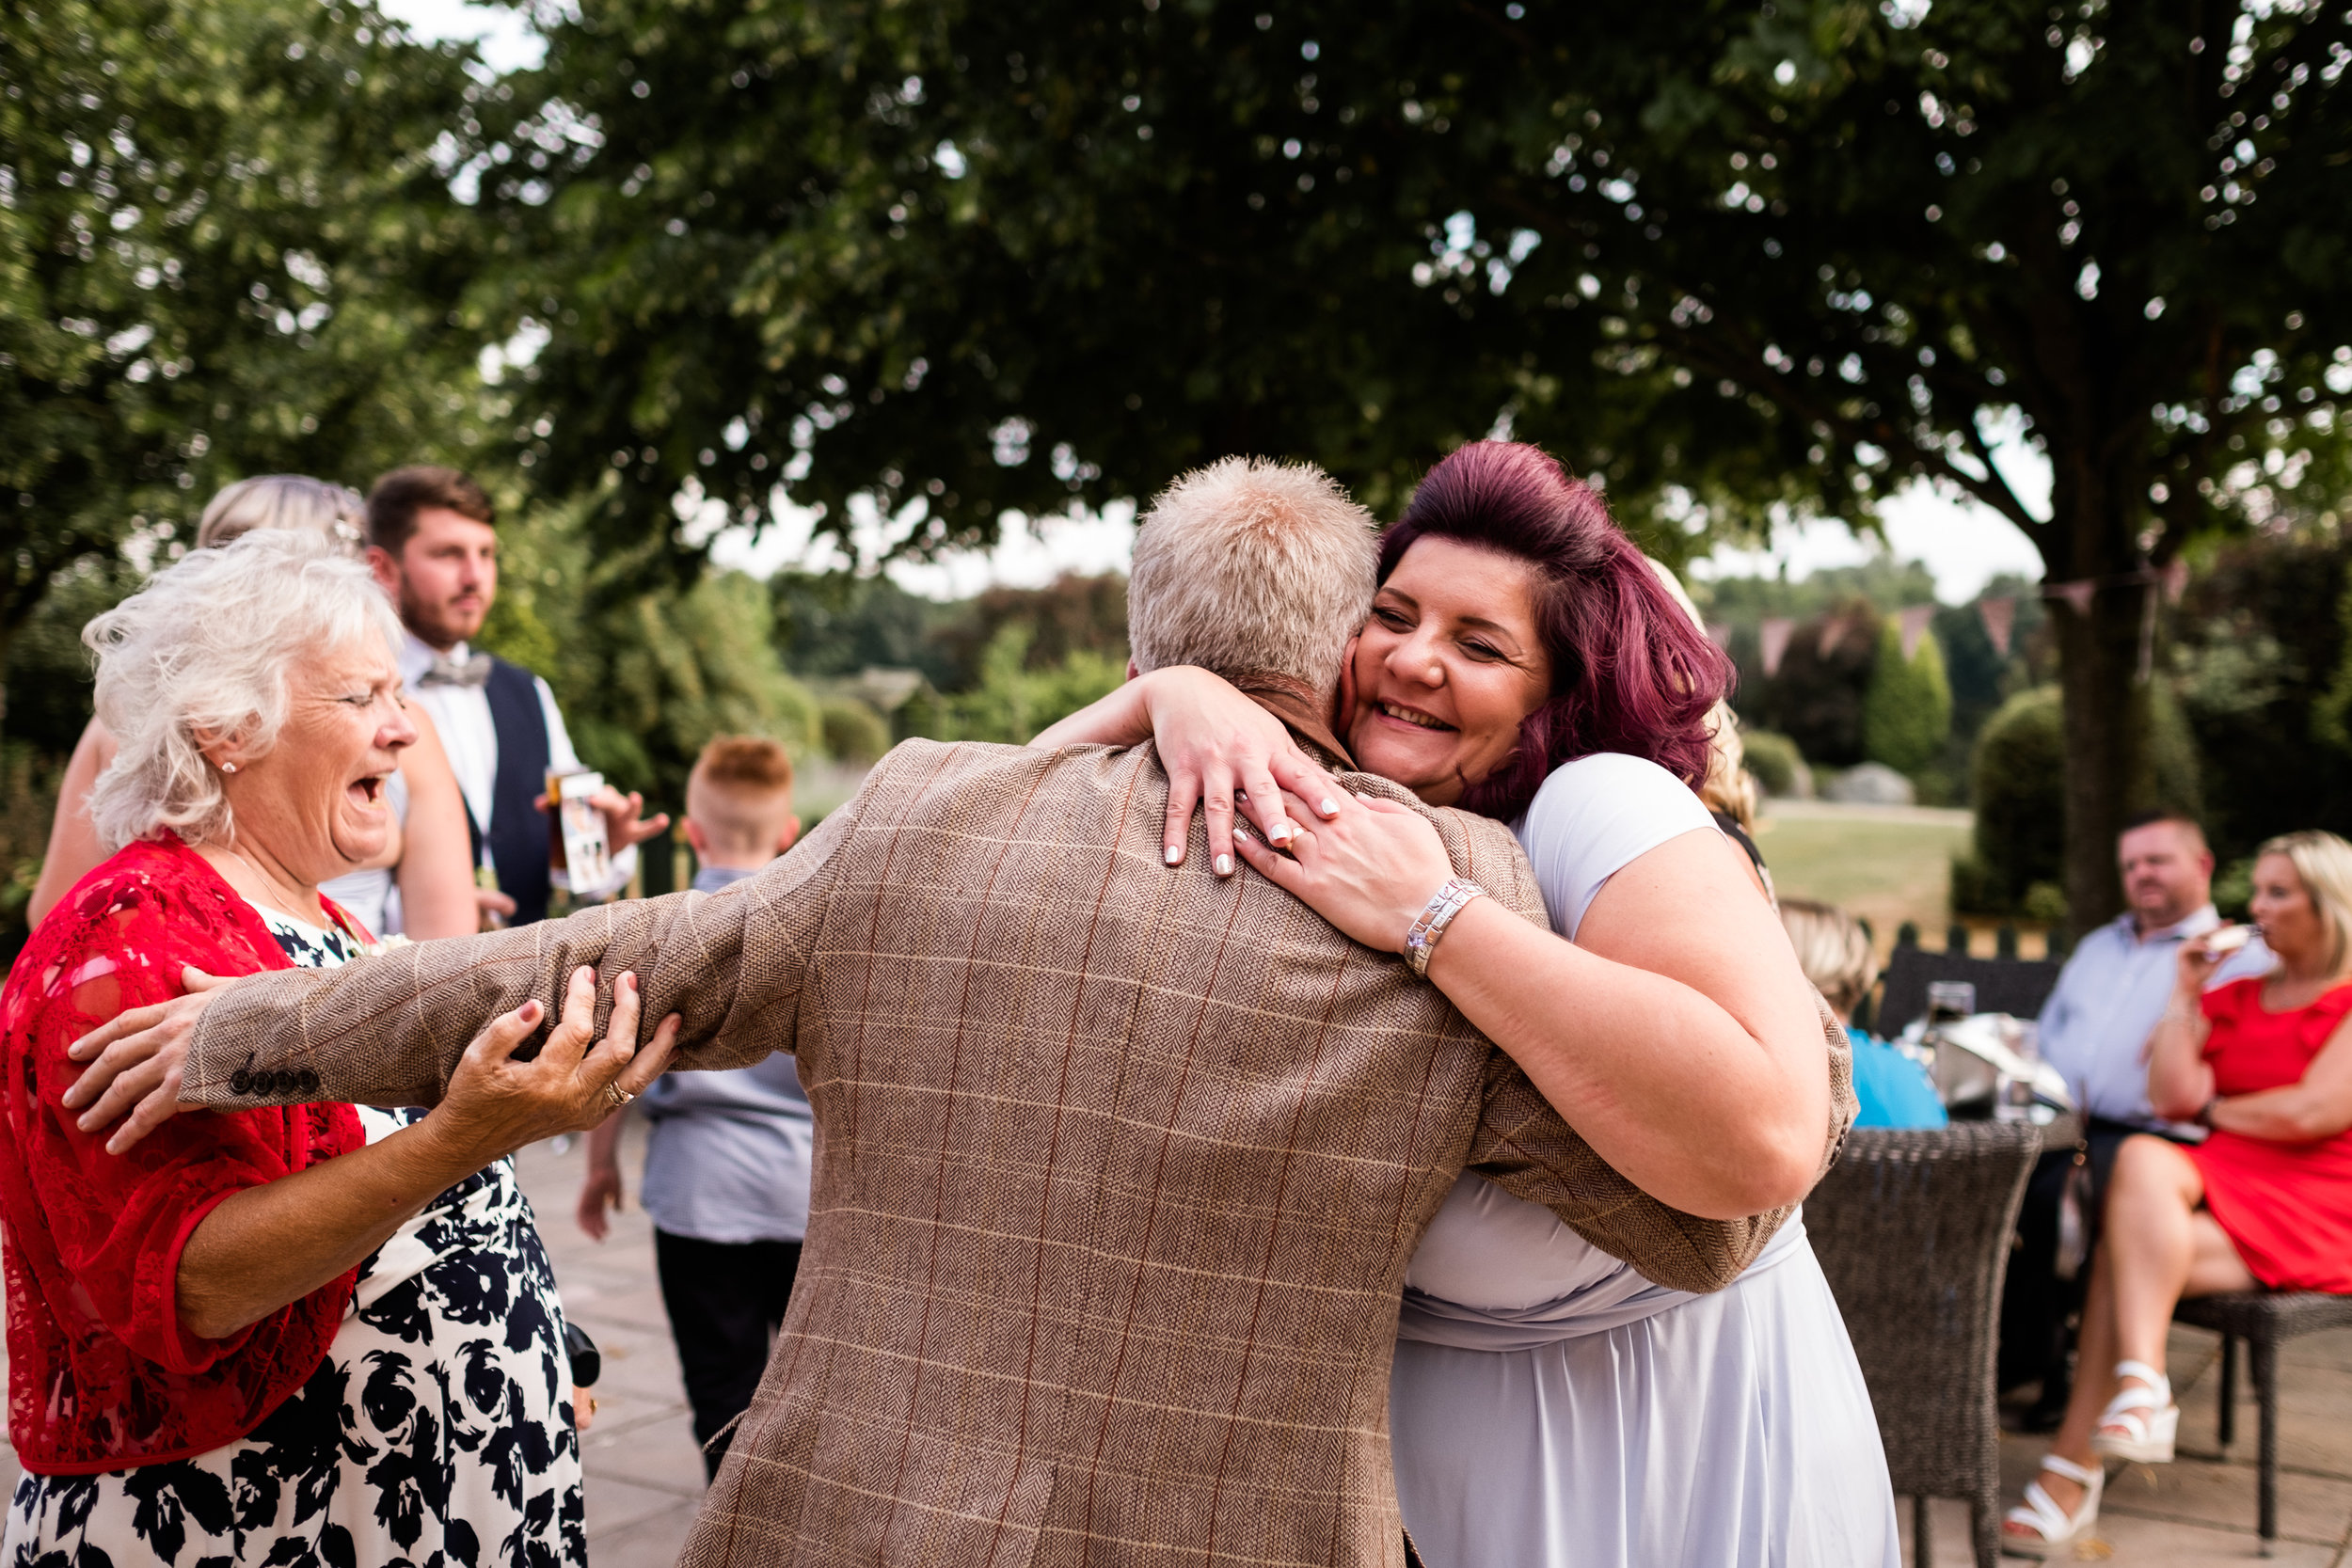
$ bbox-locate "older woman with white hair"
[25,474,478,941]
[2006,830,2352,1554]
[0,530,675,1567]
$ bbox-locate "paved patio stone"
[1906,1325,2352,1565]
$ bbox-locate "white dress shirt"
[2037,902,2271,1132]
[398,631,634,898]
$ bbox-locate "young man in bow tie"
[366,465,668,927]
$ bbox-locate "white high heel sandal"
[2089,1358,2179,1464]
[2002,1452,2105,1558]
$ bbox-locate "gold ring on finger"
[603,1083,635,1111]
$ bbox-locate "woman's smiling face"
[1343,535,1553,806]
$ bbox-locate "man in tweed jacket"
[141,459,1846,1567]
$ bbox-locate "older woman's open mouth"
[347,774,389,808]
[1375,701,1457,733]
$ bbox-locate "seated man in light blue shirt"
[2003,809,2269,1425]
[577,736,809,1477]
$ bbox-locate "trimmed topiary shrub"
[819,699,892,765]
[1740,729,1806,798]
[1955,686,2065,916]
[1861,619,1953,779]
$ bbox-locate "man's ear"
[364,545,401,599]
[776,815,802,853]
[1125,657,1141,683]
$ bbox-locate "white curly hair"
[84,528,403,851]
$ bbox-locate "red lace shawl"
[0,836,366,1473]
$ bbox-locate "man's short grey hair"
[85,529,402,851]
[1127,456,1378,696]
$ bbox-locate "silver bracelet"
[1403,878,1486,978]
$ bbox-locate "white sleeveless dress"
[1389,753,1899,1568]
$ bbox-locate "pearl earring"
[219,761,238,774]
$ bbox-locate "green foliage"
[1934,577,2051,747]
[931,575,1130,685]
[0,744,61,968]
[772,571,1129,703]
[1740,728,1804,798]
[475,505,819,814]
[477,0,2350,573]
[1,558,141,755]
[1697,559,1938,628]
[773,573,965,689]
[906,625,1124,745]
[1861,619,1952,778]
[1955,687,2065,917]
[2144,676,2203,826]
[2172,532,2352,860]
[0,0,498,705]
[472,0,2352,928]
[2022,880,2071,927]
[1737,599,1881,767]
[818,698,892,764]
[2213,857,2255,920]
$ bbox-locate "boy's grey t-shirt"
[634,863,815,1243]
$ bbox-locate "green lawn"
[1753,801,1977,958]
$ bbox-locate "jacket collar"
[1227,672,1357,770]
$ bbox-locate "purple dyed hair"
[1375,441,1732,822]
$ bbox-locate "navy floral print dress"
[4,910,586,1567]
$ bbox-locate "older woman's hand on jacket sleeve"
[174,966,678,1342]
[429,966,681,1162]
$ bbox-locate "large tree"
[0,0,496,725]
[487,0,2352,924]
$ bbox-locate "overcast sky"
[385,0,2052,607]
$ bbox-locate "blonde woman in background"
[1779,898,1944,1130]
[2005,831,2352,1554]
[26,476,478,940]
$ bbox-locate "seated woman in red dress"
[2006,830,2352,1555]
[0,529,673,1566]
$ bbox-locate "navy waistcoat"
[473,656,554,926]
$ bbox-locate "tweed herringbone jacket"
[183,737,1851,1568]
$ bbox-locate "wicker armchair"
[2172,1291,2352,1548]
[1806,1122,2044,1568]
[1876,948,2063,1034]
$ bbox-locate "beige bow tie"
[420,651,492,688]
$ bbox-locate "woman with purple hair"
[1041,441,1897,1565]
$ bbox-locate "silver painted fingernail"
[1164,845,1182,865]
[1269,820,1293,844]
[1319,798,1339,816]
[1215,854,1233,876]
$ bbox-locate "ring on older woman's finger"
[603,1084,635,1111]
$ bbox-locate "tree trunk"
[2050,581,2155,931]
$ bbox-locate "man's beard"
[399,579,483,650]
